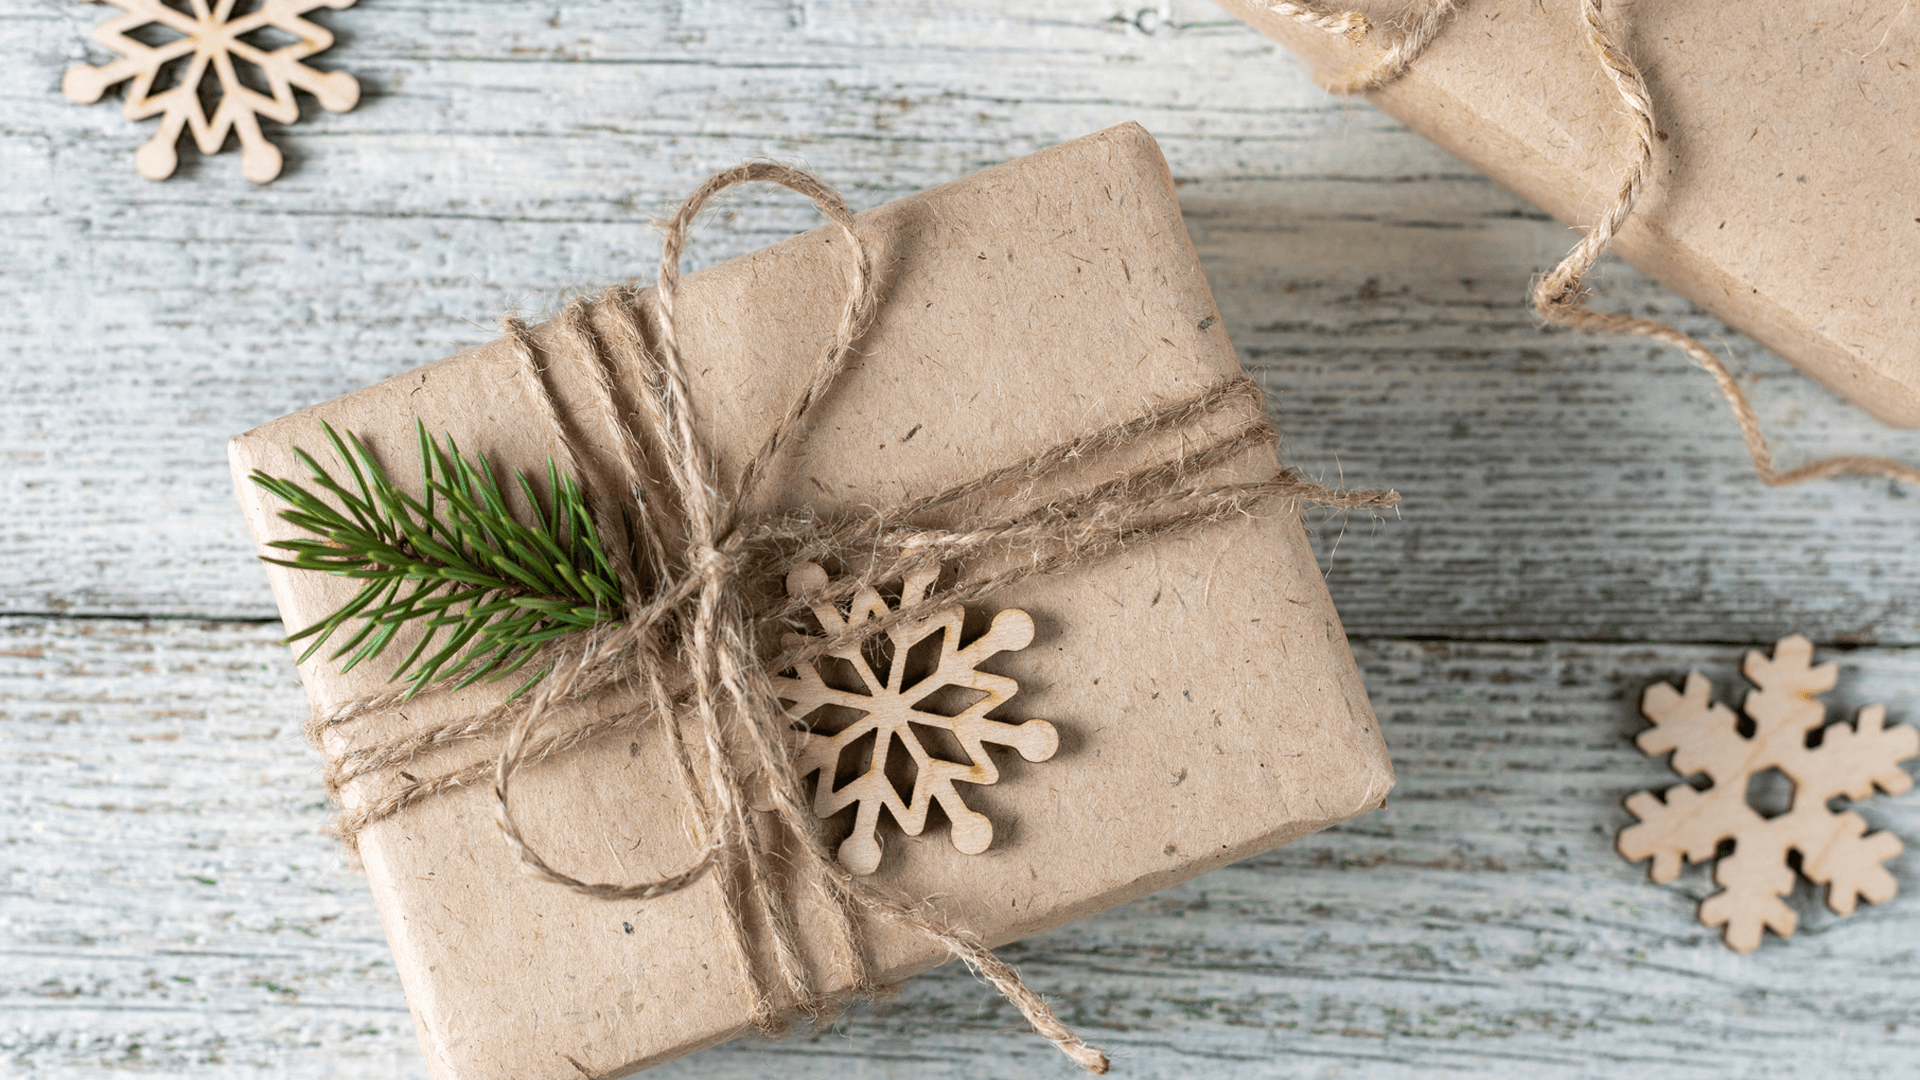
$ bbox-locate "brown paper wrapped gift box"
[228,123,1394,1079]
[1218,0,1920,426]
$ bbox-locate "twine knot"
[692,543,739,587]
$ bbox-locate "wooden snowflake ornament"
[1618,635,1918,951]
[62,0,358,183]
[773,562,1059,875]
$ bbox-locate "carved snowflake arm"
[1700,823,1799,953]
[1740,634,1835,740]
[905,747,997,858]
[1617,783,1756,883]
[1813,705,1919,801]
[773,637,881,794]
[62,7,197,108]
[1792,808,1903,917]
[787,562,855,639]
[255,0,361,110]
[901,607,1057,858]
[1638,673,1748,780]
[832,731,915,875]
[933,608,1058,762]
[1779,705,1914,917]
[775,657,909,874]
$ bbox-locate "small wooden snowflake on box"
[773,562,1059,875]
[1618,635,1918,951]
[62,0,358,183]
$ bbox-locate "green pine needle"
[249,420,623,698]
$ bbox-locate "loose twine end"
[964,943,1111,1072]
[1275,0,1920,491]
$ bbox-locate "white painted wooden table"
[6,2,1919,1077]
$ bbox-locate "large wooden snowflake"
[773,562,1060,875]
[62,0,359,183]
[1618,635,1917,951]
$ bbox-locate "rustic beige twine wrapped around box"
[1279,0,1920,488]
[302,162,1399,1073]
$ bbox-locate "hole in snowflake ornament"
[773,561,1060,875]
[796,702,868,738]
[125,20,187,49]
[1743,767,1795,820]
[227,51,275,99]
[830,729,878,794]
[1617,635,1918,952]
[237,23,303,52]
[881,733,921,805]
[148,53,193,96]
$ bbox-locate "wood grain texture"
[5,0,1919,1076]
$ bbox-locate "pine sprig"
[249,421,623,698]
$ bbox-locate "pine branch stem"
[251,420,625,697]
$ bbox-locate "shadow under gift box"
[228,122,1395,1079]
[1217,0,1920,426]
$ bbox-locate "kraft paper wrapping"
[228,123,1395,1079]
[1217,0,1920,426]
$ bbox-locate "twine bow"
[308,163,1397,1072]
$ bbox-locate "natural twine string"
[1274,0,1920,487]
[1278,0,1465,92]
[306,163,1398,1071]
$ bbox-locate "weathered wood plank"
[8,2,1920,1076]
[5,1,1919,641]
[6,618,1916,1077]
